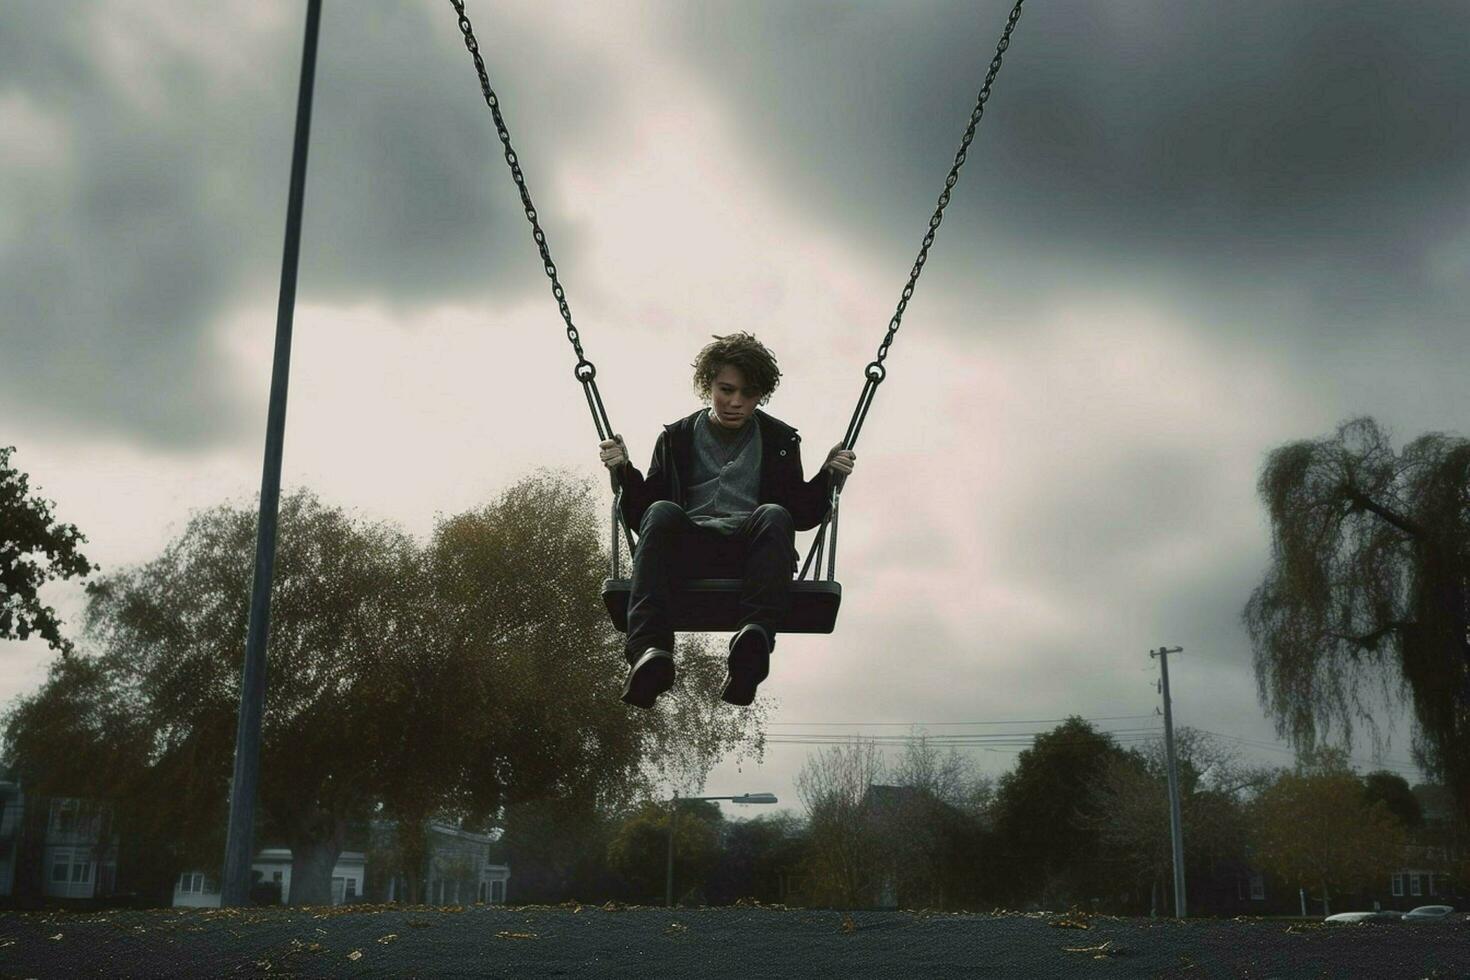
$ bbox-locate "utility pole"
[1150,645,1186,919]
[221,0,322,907]
[666,802,677,909]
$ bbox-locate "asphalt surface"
[2,903,1469,978]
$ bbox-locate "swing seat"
[601,578,842,634]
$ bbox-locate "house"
[172,849,368,908]
[0,771,120,904]
[0,771,20,898]
[378,821,510,906]
[42,798,119,901]
[173,820,513,908]
[0,766,511,908]
[1378,784,1467,910]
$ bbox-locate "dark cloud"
[665,1,1470,332]
[0,2,624,447]
[8,1,1466,448]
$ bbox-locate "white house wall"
[172,851,367,909]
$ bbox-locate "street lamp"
[666,793,777,908]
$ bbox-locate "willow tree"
[1244,417,1470,813]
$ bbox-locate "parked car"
[1324,912,1378,924]
[1373,910,1405,921]
[1403,905,1455,921]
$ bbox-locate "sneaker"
[621,648,675,709]
[721,625,770,706]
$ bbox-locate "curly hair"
[691,332,781,405]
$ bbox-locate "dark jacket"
[617,408,833,533]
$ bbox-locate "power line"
[764,726,1160,741]
[765,713,1160,728]
[760,720,1425,777]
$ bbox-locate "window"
[273,871,284,884]
[53,800,79,835]
[178,872,205,894]
[345,879,357,901]
[1411,874,1423,897]
[71,861,91,884]
[53,858,71,883]
[1249,874,1265,901]
[1393,874,1404,897]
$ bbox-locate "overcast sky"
[5,0,1466,821]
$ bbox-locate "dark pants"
[624,501,796,664]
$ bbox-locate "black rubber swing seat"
[601,578,842,634]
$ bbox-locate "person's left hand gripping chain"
[824,445,857,477]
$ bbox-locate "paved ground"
[2,903,1469,978]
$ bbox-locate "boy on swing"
[599,333,858,709]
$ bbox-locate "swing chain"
[863,0,1025,392]
[450,1,600,392]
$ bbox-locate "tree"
[870,732,992,910]
[1244,418,1470,815]
[1250,747,1407,915]
[1,654,173,903]
[606,799,721,904]
[1362,770,1423,831]
[706,811,808,905]
[75,490,425,905]
[413,470,767,906]
[1085,728,1263,915]
[989,718,1130,909]
[796,738,885,907]
[0,446,96,655]
[495,796,624,904]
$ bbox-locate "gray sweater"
[685,409,762,534]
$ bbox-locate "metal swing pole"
[221,0,322,907]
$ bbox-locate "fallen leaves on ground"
[1063,940,1124,959]
[665,922,688,935]
[840,914,856,934]
[347,949,363,961]
[1049,917,1090,930]
[497,931,538,940]
[1284,924,1322,934]
[377,933,399,944]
